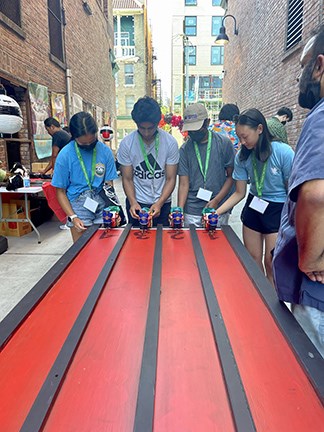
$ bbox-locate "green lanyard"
[194,131,212,187]
[74,141,97,190]
[138,133,160,176]
[252,152,268,197]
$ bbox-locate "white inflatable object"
[99,125,114,142]
[0,94,23,134]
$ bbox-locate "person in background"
[178,103,235,227]
[52,112,118,243]
[216,109,294,284]
[0,160,9,183]
[117,96,179,226]
[266,107,293,144]
[273,26,324,357]
[210,103,240,151]
[41,117,71,175]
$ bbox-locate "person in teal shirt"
[216,108,294,284]
[52,112,118,243]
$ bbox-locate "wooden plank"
[43,229,156,431]
[0,229,122,432]
[20,226,131,432]
[154,229,236,431]
[199,229,324,431]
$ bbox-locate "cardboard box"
[31,162,52,174]
[0,203,9,235]
[9,199,30,214]
[6,203,32,237]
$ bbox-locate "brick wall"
[0,0,116,167]
[222,0,323,147]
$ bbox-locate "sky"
[146,0,173,102]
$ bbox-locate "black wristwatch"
[68,214,78,223]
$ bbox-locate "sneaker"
[59,223,70,230]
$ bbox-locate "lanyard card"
[83,196,99,213]
[249,196,269,214]
[196,187,213,202]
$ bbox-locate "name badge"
[249,196,269,214]
[196,187,213,202]
[83,196,99,213]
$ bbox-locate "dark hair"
[44,117,60,128]
[69,112,98,139]
[311,25,324,59]
[234,108,273,162]
[131,96,161,125]
[219,103,240,121]
[277,107,293,121]
[62,126,70,133]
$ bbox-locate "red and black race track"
[0,225,323,431]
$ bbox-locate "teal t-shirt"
[52,140,118,202]
[233,141,294,202]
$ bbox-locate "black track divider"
[190,226,256,431]
[0,225,98,349]
[20,224,132,432]
[133,224,163,432]
[222,225,324,404]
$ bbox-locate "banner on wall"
[51,93,67,127]
[96,106,103,128]
[103,111,111,125]
[28,82,52,159]
[72,93,83,115]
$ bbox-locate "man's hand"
[205,198,219,209]
[305,271,324,284]
[73,217,87,232]
[130,202,141,219]
[150,202,162,218]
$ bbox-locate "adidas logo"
[134,154,165,180]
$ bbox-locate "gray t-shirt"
[178,132,235,215]
[117,129,179,204]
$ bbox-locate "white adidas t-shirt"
[117,129,179,204]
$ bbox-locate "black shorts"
[240,194,284,234]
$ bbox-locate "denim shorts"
[67,190,106,227]
[292,304,324,358]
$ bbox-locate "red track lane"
[43,230,156,432]
[154,230,235,432]
[199,230,324,431]
[0,229,122,432]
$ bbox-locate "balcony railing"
[198,89,222,100]
[114,46,136,58]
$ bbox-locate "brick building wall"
[222,0,323,146]
[0,0,116,170]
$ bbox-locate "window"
[185,45,196,65]
[125,95,135,115]
[286,0,304,50]
[199,76,211,88]
[103,0,108,19]
[124,64,134,85]
[212,16,222,36]
[0,0,21,26]
[211,46,224,65]
[48,0,64,63]
[0,0,21,27]
[185,16,197,36]
[185,0,197,5]
[212,0,221,5]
